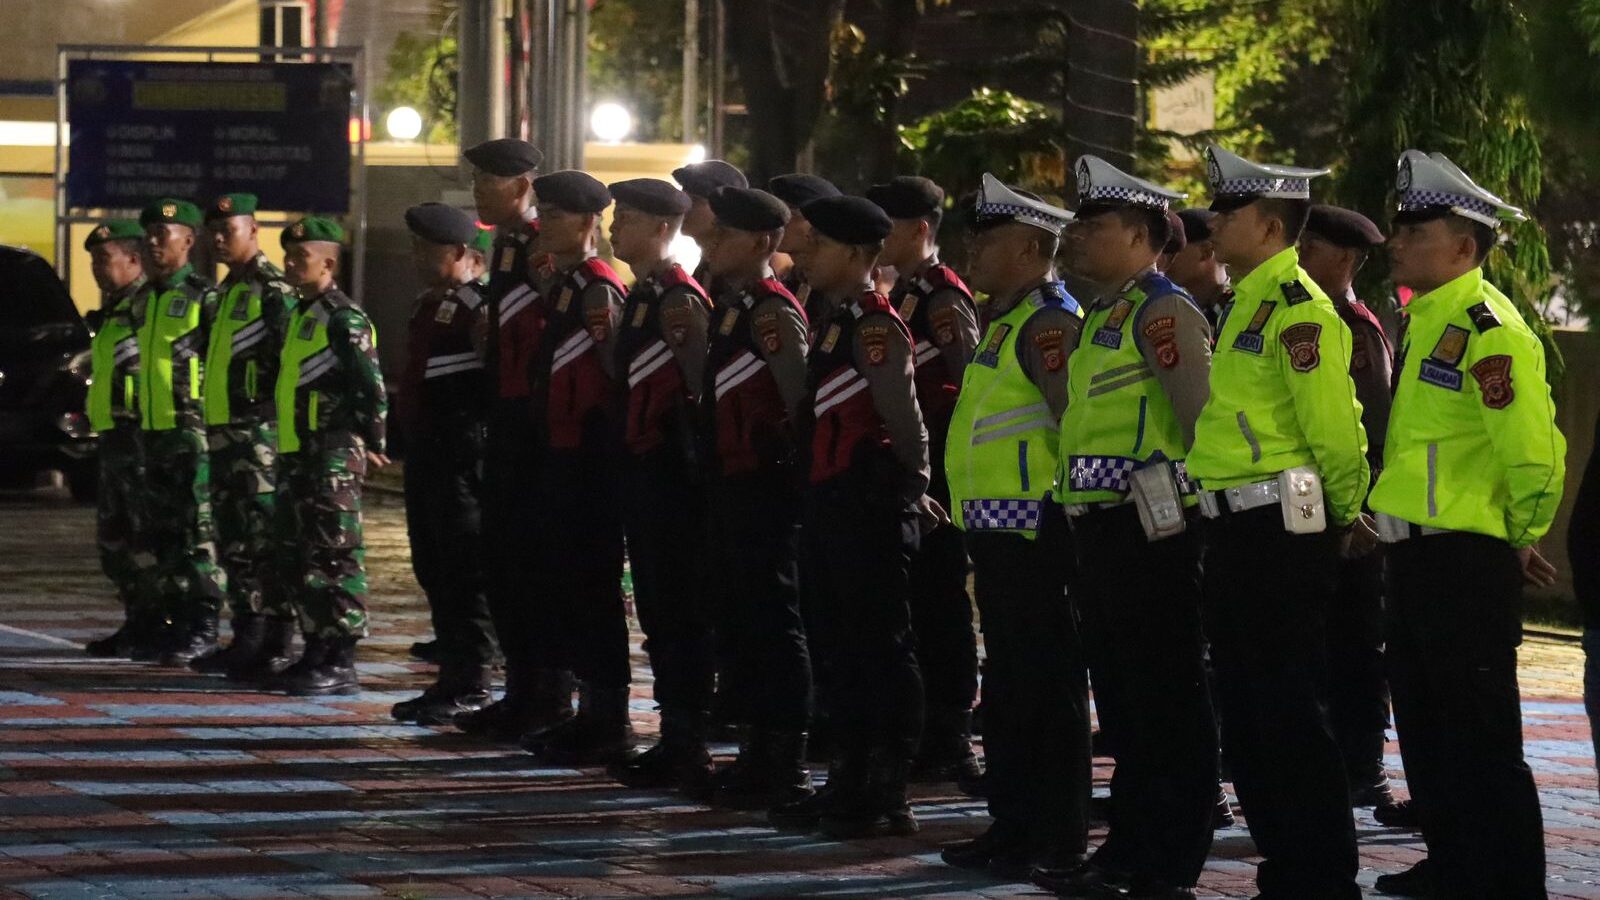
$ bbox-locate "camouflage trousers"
[96,424,146,609]
[273,439,370,639]
[208,422,278,616]
[133,428,227,619]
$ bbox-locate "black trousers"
[1327,549,1391,774]
[404,426,495,670]
[623,448,714,715]
[908,447,979,718]
[1202,505,1358,900]
[967,510,1090,855]
[1387,533,1546,900]
[805,480,924,753]
[707,469,812,730]
[537,447,629,690]
[1068,505,1216,887]
[482,404,545,693]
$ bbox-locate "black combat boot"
[911,706,982,785]
[767,743,856,828]
[228,616,297,683]
[281,635,360,696]
[1373,796,1420,829]
[609,708,713,791]
[940,820,1031,874]
[1213,784,1236,828]
[87,610,161,659]
[158,611,219,668]
[525,685,635,765]
[1346,729,1397,808]
[189,612,263,674]
[819,744,918,838]
[1374,858,1434,897]
[394,664,493,725]
[408,639,438,663]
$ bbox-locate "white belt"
[1196,478,1280,519]
[1374,512,1454,543]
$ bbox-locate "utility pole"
[682,0,699,143]
[459,0,507,151]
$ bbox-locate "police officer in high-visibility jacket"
[270,216,388,697]
[1033,157,1219,900]
[1369,151,1565,900]
[937,175,1090,880]
[390,203,495,726]
[83,219,151,659]
[767,194,934,840]
[133,199,229,669]
[192,192,298,681]
[1186,145,1371,900]
[866,175,983,787]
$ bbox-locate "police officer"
[1298,204,1400,812]
[695,186,814,810]
[454,138,570,741]
[132,199,228,668]
[269,216,388,696]
[518,171,633,766]
[83,220,152,659]
[190,193,297,680]
[1033,157,1217,900]
[866,175,983,786]
[602,178,717,789]
[1187,145,1371,900]
[1370,151,1565,900]
[936,174,1089,879]
[768,173,841,325]
[1163,209,1230,333]
[672,159,748,284]
[390,203,495,725]
[767,194,934,839]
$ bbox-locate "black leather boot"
[228,616,297,683]
[819,744,918,838]
[1346,729,1397,808]
[526,685,635,765]
[87,610,161,659]
[394,665,493,725]
[768,742,856,829]
[609,708,713,790]
[281,635,360,696]
[190,612,263,674]
[911,706,982,785]
[1374,858,1434,896]
[158,611,219,668]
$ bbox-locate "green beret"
[83,219,143,251]
[206,192,259,221]
[139,198,202,229]
[281,216,345,248]
[472,227,493,254]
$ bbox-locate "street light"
[385,106,423,142]
[590,102,634,144]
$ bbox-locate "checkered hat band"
[977,202,1068,232]
[1084,185,1169,209]
[961,499,1043,532]
[1397,190,1497,218]
[1213,176,1310,199]
[1068,455,1199,495]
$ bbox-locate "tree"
[724,0,845,183]
[588,0,687,143]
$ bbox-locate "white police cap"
[1395,150,1526,228]
[974,172,1073,236]
[1074,155,1186,211]
[1206,144,1329,205]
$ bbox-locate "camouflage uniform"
[132,264,228,623]
[274,285,387,639]
[88,276,148,609]
[204,254,294,616]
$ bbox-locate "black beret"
[533,170,612,214]
[1176,208,1217,244]
[463,138,543,177]
[609,178,691,217]
[1306,204,1386,249]
[866,176,944,219]
[405,202,479,246]
[709,186,790,232]
[673,160,748,197]
[802,195,893,245]
[1162,210,1187,256]
[768,173,841,210]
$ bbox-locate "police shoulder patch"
[1282,280,1313,306]
[1470,354,1514,408]
[1468,301,1502,333]
[1279,322,1322,372]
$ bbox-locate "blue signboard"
[66,60,354,213]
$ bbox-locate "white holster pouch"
[1129,461,1187,542]
[1278,465,1327,534]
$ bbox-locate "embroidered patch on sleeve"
[1034,327,1066,372]
[1470,354,1514,409]
[755,311,783,355]
[1142,315,1179,368]
[663,304,692,345]
[585,306,611,343]
[434,301,456,324]
[860,323,891,365]
[1279,322,1323,372]
[930,305,958,346]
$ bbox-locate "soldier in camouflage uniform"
[83,219,153,659]
[269,216,388,696]
[191,193,299,680]
[132,199,229,667]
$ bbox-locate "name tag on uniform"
[298,318,317,339]
[1231,301,1276,354]
[1418,324,1468,390]
[555,287,572,313]
[631,302,649,328]
[818,323,842,354]
[973,323,1011,368]
[434,301,456,324]
[897,294,919,320]
[1418,359,1463,390]
[718,308,740,335]
[497,247,514,272]
[1091,327,1122,350]
[166,295,190,318]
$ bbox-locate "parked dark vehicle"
[0,245,97,501]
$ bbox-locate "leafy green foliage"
[897,88,1063,200]
[587,0,689,142]
[374,28,459,143]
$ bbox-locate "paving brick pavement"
[0,485,1596,899]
